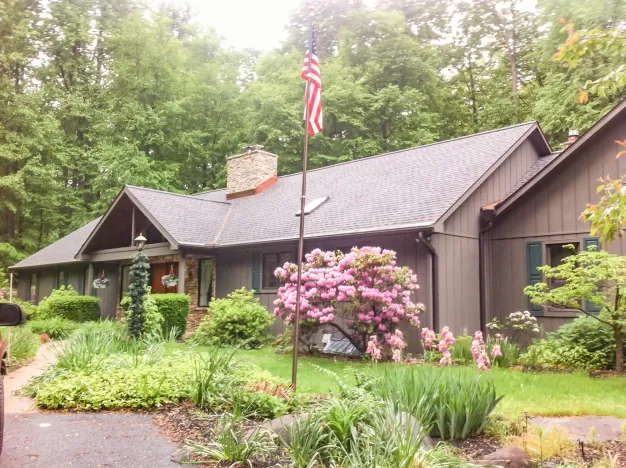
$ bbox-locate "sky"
[170,0,302,51]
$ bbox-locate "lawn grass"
[228,348,626,418]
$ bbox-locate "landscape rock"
[477,447,533,468]
[245,413,308,443]
[400,412,435,449]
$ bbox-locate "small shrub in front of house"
[519,316,618,371]
[120,291,164,337]
[190,288,274,349]
[27,317,79,340]
[151,293,190,338]
[38,287,100,322]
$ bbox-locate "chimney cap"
[245,144,265,153]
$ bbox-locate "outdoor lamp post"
[134,233,147,251]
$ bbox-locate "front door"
[150,262,179,294]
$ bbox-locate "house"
[11,98,626,350]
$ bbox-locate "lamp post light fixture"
[134,233,147,251]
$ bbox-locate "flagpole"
[292,6,315,391]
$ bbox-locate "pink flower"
[492,345,502,357]
[440,351,453,366]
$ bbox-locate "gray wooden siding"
[215,232,431,353]
[94,264,118,320]
[431,233,480,334]
[434,139,542,335]
[444,139,541,237]
[488,113,626,332]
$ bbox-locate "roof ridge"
[127,185,231,206]
[189,122,537,198]
[274,121,538,181]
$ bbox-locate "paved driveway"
[1,412,178,467]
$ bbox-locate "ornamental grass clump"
[371,366,503,440]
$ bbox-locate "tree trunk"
[615,324,624,373]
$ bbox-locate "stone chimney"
[226,145,278,200]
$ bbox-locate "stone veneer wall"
[115,253,215,334]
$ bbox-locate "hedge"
[39,296,100,322]
[151,294,190,338]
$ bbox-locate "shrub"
[519,316,619,370]
[38,288,100,322]
[27,317,78,340]
[0,326,40,363]
[151,294,190,338]
[121,292,164,337]
[371,366,503,439]
[25,328,194,409]
[191,288,274,349]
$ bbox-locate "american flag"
[301,28,323,136]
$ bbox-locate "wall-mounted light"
[134,233,147,251]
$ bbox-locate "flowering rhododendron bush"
[273,247,424,355]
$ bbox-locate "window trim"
[261,250,295,292]
[197,257,215,308]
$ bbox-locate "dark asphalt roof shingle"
[126,186,231,247]
[12,218,101,269]
[200,122,536,245]
[12,122,537,268]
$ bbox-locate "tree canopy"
[1,0,626,268]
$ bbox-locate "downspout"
[417,231,438,331]
[479,221,494,334]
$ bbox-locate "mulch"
[153,402,290,467]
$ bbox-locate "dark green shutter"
[252,253,261,293]
[584,237,602,313]
[526,241,543,315]
[52,272,58,290]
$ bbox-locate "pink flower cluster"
[470,331,491,371]
[273,247,424,355]
[421,326,456,366]
[366,335,382,360]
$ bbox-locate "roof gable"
[496,97,626,214]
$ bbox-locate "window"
[56,270,68,289]
[262,252,293,289]
[198,259,214,307]
[547,243,579,289]
[28,273,37,304]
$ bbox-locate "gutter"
[416,231,438,331]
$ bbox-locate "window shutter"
[584,237,602,313]
[252,254,261,293]
[52,273,58,290]
[526,241,543,315]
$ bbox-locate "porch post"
[86,263,95,296]
[178,255,186,294]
